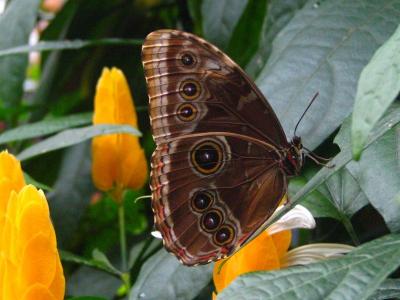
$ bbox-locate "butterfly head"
[283,136,304,176]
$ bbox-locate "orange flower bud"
[91,68,148,198]
[0,151,65,299]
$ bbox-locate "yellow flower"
[212,205,353,298]
[212,204,316,298]
[0,151,65,299]
[213,230,291,296]
[92,67,148,199]
[0,151,25,214]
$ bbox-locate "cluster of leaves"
[0,0,400,299]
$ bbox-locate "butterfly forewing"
[142,29,290,265]
[142,30,288,147]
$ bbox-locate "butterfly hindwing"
[151,135,286,265]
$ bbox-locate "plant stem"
[119,204,128,271]
[118,197,130,290]
[341,214,360,245]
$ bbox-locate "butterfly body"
[142,29,304,265]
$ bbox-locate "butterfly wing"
[142,30,288,148]
[151,135,286,265]
[142,30,288,265]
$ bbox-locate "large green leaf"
[335,111,400,232]
[256,0,400,149]
[47,143,94,247]
[17,124,141,161]
[246,0,308,77]
[218,234,400,300]
[368,279,400,300]
[128,239,161,270]
[351,23,400,159]
[0,0,40,110]
[129,248,212,300]
[226,0,268,67]
[201,0,248,49]
[67,265,121,299]
[0,112,92,144]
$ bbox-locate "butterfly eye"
[181,52,196,67]
[191,141,223,175]
[177,103,197,121]
[201,209,223,232]
[191,191,213,212]
[180,80,201,100]
[214,225,235,246]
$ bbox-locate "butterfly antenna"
[293,92,319,137]
[134,195,152,203]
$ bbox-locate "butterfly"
[142,29,305,266]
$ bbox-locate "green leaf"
[351,23,400,160]
[47,143,94,247]
[368,279,400,300]
[0,38,143,57]
[67,265,121,299]
[23,172,52,191]
[129,249,212,300]
[226,0,268,68]
[256,0,400,149]
[0,0,40,110]
[29,0,78,122]
[128,239,161,270]
[17,124,141,161]
[289,175,341,220]
[187,0,203,35]
[0,112,92,144]
[317,168,369,219]
[289,166,367,243]
[201,0,248,49]
[246,0,308,78]
[335,108,400,232]
[68,297,107,300]
[218,234,400,300]
[60,249,121,277]
[92,249,122,276]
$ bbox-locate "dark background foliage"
[0,0,399,299]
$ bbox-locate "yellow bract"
[0,151,25,214]
[0,151,65,300]
[92,67,148,197]
[213,230,291,296]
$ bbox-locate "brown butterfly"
[142,29,304,266]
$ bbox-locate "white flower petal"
[267,204,316,235]
[282,243,355,267]
[151,230,162,239]
[0,0,5,14]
